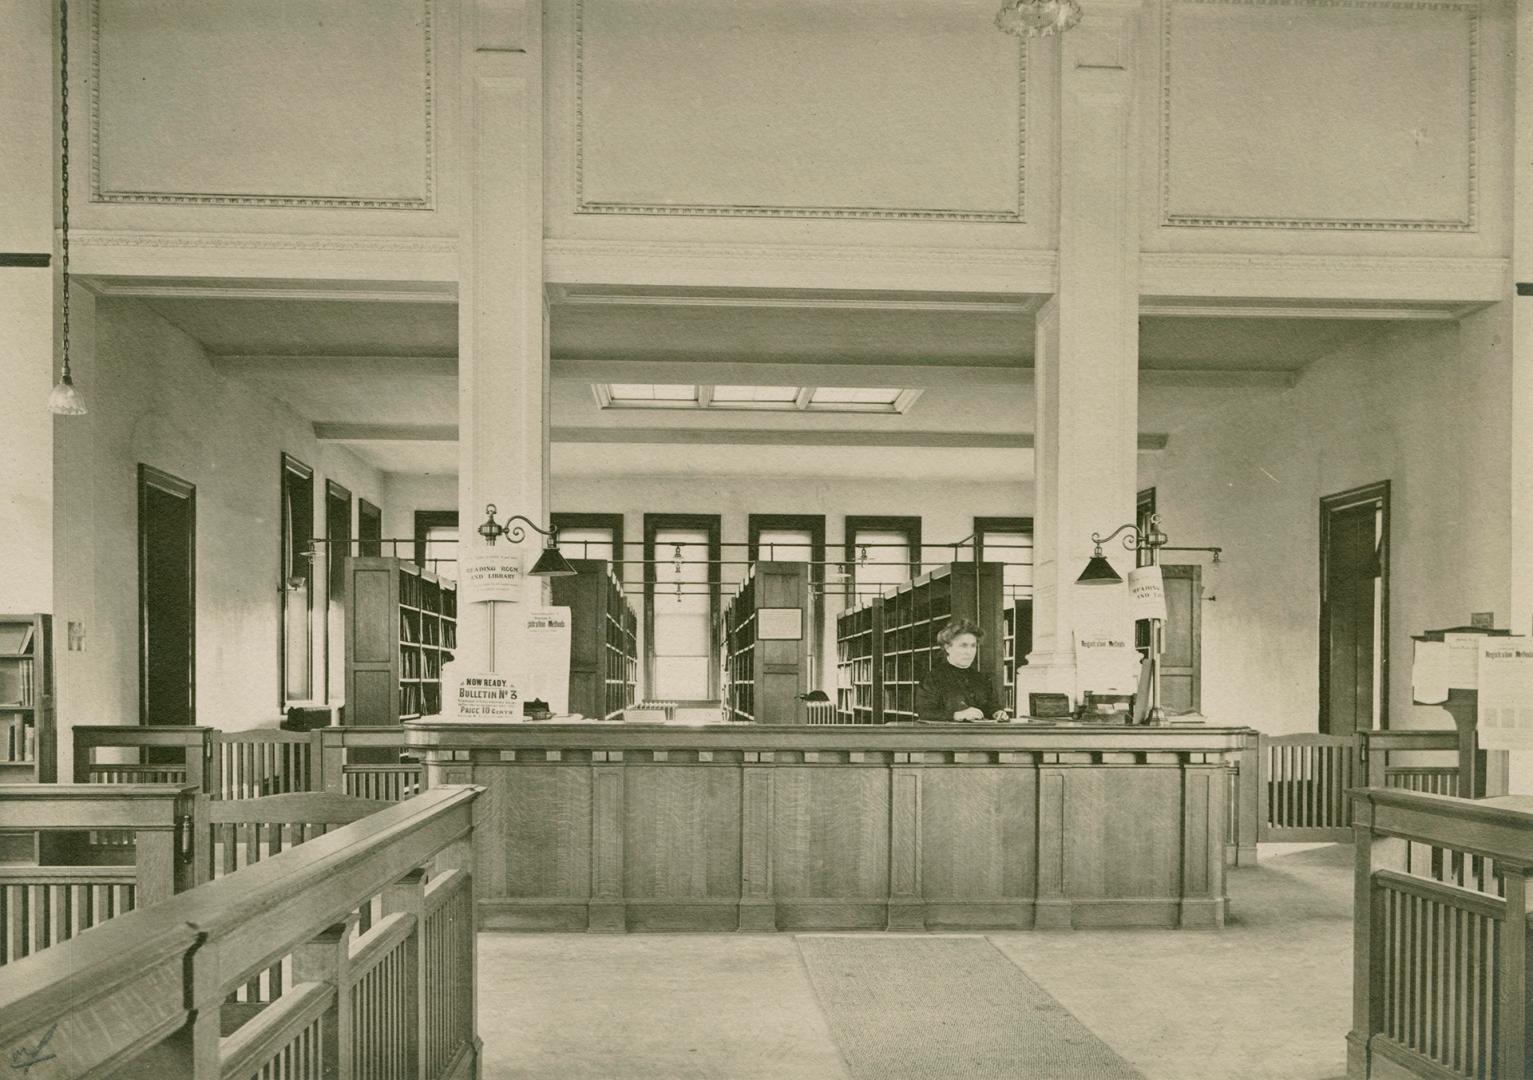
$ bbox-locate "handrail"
[1348,787,1533,1079]
[0,785,482,1079]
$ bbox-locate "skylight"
[594,384,920,413]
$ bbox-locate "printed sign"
[1075,633,1141,694]
[1127,565,1167,622]
[453,671,522,722]
[521,608,573,715]
[1477,636,1533,751]
[459,550,525,604]
[758,607,804,641]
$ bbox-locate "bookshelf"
[550,559,639,720]
[722,562,810,724]
[1001,599,1033,716]
[0,614,54,785]
[834,601,883,724]
[877,563,1004,724]
[344,557,457,725]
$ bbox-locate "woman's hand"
[955,706,985,721]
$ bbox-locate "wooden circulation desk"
[405,720,1242,932]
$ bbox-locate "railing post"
[207,732,225,800]
[384,869,428,1078]
[1347,791,1406,1080]
[293,919,355,1080]
[1498,865,1530,1080]
[1236,731,1258,865]
[318,729,347,794]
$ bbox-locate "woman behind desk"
[916,619,1011,723]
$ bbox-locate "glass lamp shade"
[48,373,87,415]
[1076,554,1124,586]
[996,0,1081,36]
[529,545,578,577]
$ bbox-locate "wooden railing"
[0,785,483,1079]
[1348,788,1533,1080]
[74,725,425,801]
[1258,729,1477,843]
[0,784,199,965]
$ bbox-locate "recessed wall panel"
[1161,0,1475,231]
[575,0,1024,221]
[91,0,434,208]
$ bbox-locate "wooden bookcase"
[834,601,883,725]
[722,562,810,724]
[0,614,54,863]
[550,559,639,720]
[0,613,55,785]
[878,563,1004,723]
[1001,599,1034,716]
[344,557,457,725]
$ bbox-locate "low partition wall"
[406,721,1246,932]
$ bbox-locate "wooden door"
[139,466,195,728]
[1320,483,1389,735]
[1160,565,1200,715]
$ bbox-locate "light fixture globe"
[48,372,86,415]
[996,0,1081,37]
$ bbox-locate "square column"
[1,1,58,614]
[1510,0,1533,792]
[456,3,549,674]
[1020,1,1144,700]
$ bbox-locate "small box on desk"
[623,708,670,723]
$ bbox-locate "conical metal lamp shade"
[1076,554,1123,585]
[530,545,578,577]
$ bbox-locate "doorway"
[1159,565,1201,715]
[1319,482,1390,734]
[138,465,195,727]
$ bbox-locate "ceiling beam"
[553,358,1027,387]
[314,422,1170,451]
[213,355,457,379]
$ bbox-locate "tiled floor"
[478,843,1353,1080]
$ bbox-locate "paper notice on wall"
[1074,633,1141,694]
[1411,640,1450,705]
[1445,633,1481,690]
[458,550,525,604]
[1477,636,1533,750]
[1127,565,1167,622]
[517,607,572,715]
[450,670,522,722]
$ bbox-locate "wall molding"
[571,0,1027,222]
[88,0,437,210]
[1140,252,1507,302]
[1159,0,1478,232]
[545,239,1059,293]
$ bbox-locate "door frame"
[1319,480,1391,732]
[138,464,196,726]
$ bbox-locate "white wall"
[1140,307,1513,735]
[53,297,384,777]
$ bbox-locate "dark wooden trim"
[972,517,1033,563]
[413,510,459,571]
[643,513,722,698]
[551,512,626,580]
[748,514,827,689]
[1516,282,1533,296]
[0,253,50,267]
[280,453,314,709]
[1319,480,1391,732]
[357,498,383,558]
[138,464,196,728]
[844,515,922,598]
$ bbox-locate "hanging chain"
[59,0,72,379]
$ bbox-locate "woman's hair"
[936,618,984,646]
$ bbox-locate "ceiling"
[84,277,1461,478]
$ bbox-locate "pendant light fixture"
[48,0,86,416]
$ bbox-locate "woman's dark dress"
[915,660,1001,722]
